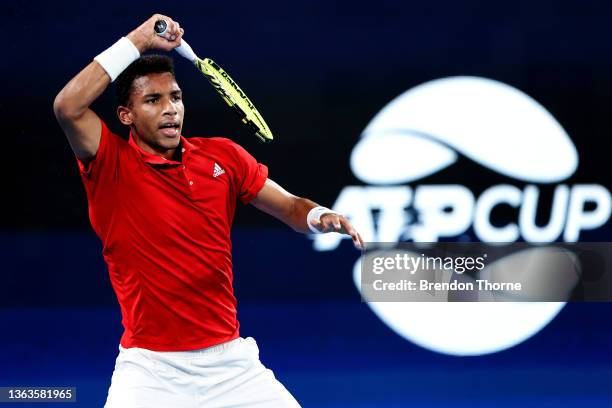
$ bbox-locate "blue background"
[2,0,612,407]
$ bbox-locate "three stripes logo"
[213,162,225,178]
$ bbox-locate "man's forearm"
[251,179,364,247]
[286,196,319,234]
[53,19,170,121]
[53,62,111,120]
[251,179,340,234]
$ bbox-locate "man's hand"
[311,213,365,250]
[127,14,184,54]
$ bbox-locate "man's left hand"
[311,213,364,250]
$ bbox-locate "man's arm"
[251,179,364,249]
[52,14,183,164]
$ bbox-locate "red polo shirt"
[78,119,268,351]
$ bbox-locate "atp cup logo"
[315,77,612,356]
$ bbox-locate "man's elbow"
[53,92,83,122]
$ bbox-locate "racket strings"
[194,58,273,143]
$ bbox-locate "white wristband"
[94,37,140,82]
[307,206,338,234]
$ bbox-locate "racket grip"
[175,40,198,62]
[154,19,198,63]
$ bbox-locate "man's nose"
[162,98,177,115]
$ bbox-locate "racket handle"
[175,40,198,63]
[154,19,198,63]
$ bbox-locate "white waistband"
[121,337,248,358]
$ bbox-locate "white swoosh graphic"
[351,77,578,184]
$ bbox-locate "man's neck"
[132,131,179,161]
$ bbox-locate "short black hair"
[115,55,175,106]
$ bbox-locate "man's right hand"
[126,14,184,54]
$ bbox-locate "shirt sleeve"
[77,118,120,183]
[230,142,269,204]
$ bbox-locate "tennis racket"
[154,19,273,143]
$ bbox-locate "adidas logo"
[213,162,225,177]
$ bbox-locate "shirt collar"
[128,131,199,165]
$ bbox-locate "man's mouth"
[159,122,180,137]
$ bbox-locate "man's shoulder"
[98,119,131,154]
[100,120,130,146]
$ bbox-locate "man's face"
[119,72,184,155]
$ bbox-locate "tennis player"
[53,14,363,408]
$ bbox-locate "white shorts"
[104,337,301,408]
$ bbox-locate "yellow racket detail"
[194,58,273,143]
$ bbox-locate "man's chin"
[161,139,181,151]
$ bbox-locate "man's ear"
[117,105,133,126]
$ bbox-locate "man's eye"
[147,98,158,104]
[173,95,182,101]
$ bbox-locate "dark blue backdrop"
[2,0,612,406]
